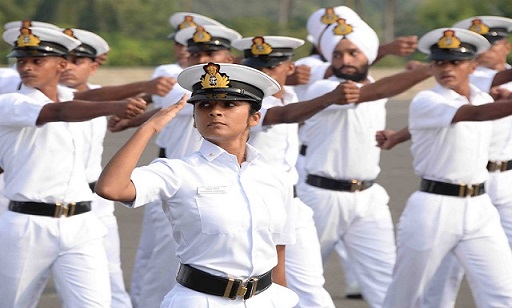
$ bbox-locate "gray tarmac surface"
[36,67,476,307]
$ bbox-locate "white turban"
[319,17,379,65]
[306,6,362,46]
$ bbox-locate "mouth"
[20,74,35,79]
[207,121,226,127]
[60,73,74,79]
[440,75,455,81]
[340,66,357,73]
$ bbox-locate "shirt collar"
[433,82,485,101]
[199,139,263,163]
[18,83,75,102]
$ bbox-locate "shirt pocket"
[195,195,246,235]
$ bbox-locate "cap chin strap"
[193,87,262,102]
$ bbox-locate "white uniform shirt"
[471,65,512,161]
[249,86,299,184]
[409,83,493,184]
[128,140,295,279]
[301,76,387,180]
[0,85,92,203]
[0,67,20,210]
[0,67,20,94]
[80,84,107,182]
[152,63,184,79]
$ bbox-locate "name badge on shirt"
[197,186,228,195]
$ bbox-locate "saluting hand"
[144,95,187,133]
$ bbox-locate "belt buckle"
[53,202,76,218]
[458,184,476,197]
[488,161,505,172]
[244,277,259,300]
[350,180,363,192]
[488,161,499,172]
[501,161,508,172]
[224,278,244,300]
[224,277,259,300]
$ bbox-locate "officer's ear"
[468,59,478,73]
[57,57,68,70]
[287,61,296,77]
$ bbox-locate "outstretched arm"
[95,96,186,202]
[263,81,360,125]
[491,68,512,89]
[453,96,512,123]
[358,63,431,103]
[374,36,418,64]
[74,77,176,101]
[36,98,147,125]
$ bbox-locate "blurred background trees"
[0,0,510,66]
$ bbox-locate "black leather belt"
[487,160,512,172]
[176,263,272,300]
[299,145,307,156]
[8,201,91,218]
[419,179,485,197]
[306,174,374,192]
[159,147,166,158]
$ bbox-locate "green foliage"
[0,0,510,66]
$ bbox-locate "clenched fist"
[331,80,360,105]
[119,97,147,119]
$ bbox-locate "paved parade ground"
[36,67,476,307]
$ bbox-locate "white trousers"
[92,193,133,308]
[0,174,7,215]
[131,201,180,308]
[297,182,396,308]
[160,283,298,308]
[383,191,512,308]
[422,170,512,308]
[0,211,111,307]
[286,198,335,308]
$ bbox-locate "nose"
[65,60,75,68]
[17,62,30,71]
[197,54,210,64]
[208,102,222,116]
[340,53,354,65]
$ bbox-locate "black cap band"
[187,37,231,52]
[483,27,509,44]
[71,43,97,58]
[7,41,68,58]
[241,56,290,69]
[188,79,264,110]
[429,42,478,61]
[241,46,294,68]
